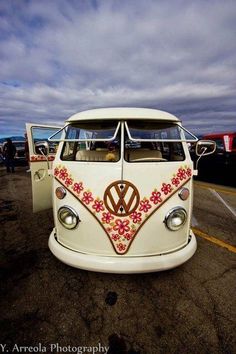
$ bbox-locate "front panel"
[52,120,193,256]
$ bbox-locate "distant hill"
[0,136,24,143]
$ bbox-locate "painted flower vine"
[54,165,192,254]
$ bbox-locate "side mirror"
[195,140,216,157]
[35,141,49,156]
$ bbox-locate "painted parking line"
[192,227,236,254]
[210,188,236,218]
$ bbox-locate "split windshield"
[60,121,195,162]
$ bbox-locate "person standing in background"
[0,144,4,163]
[3,138,16,173]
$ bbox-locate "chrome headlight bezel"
[164,207,187,231]
[58,206,79,230]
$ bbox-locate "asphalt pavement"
[0,167,235,354]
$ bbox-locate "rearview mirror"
[35,141,49,156]
[195,140,216,157]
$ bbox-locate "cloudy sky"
[0,0,235,137]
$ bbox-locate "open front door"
[26,123,62,212]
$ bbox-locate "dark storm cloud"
[0,0,235,137]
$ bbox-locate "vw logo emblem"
[104,180,140,216]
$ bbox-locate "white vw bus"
[26,108,215,273]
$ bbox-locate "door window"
[31,127,61,154]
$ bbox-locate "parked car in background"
[203,132,236,154]
[196,132,236,185]
[0,143,3,165]
[13,141,26,162]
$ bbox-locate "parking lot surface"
[0,167,235,354]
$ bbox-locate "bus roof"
[66,107,180,123]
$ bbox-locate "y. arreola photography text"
[0,343,109,354]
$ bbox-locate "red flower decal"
[150,191,162,204]
[73,182,84,194]
[82,191,94,205]
[139,199,151,213]
[130,211,142,224]
[113,219,130,235]
[59,168,68,180]
[186,167,192,177]
[54,167,59,176]
[161,183,172,195]
[116,243,127,252]
[171,177,180,187]
[65,177,73,187]
[92,199,105,213]
[102,212,114,224]
[177,168,186,180]
[124,233,133,241]
[111,233,120,241]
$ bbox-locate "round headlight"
[165,207,187,231]
[58,206,79,229]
